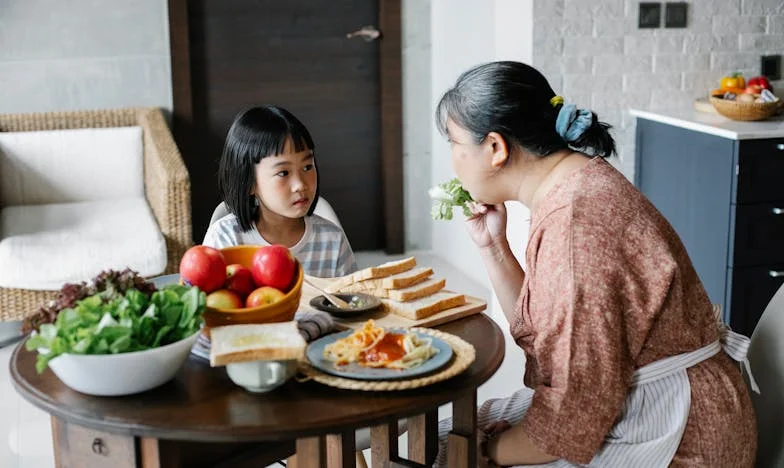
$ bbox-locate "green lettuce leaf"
[428,178,474,221]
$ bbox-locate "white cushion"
[0,127,143,206]
[0,198,166,290]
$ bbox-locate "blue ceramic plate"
[149,273,181,288]
[306,329,453,381]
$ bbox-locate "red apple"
[745,84,764,94]
[179,246,227,293]
[206,289,243,309]
[225,264,256,299]
[246,286,286,307]
[251,245,296,291]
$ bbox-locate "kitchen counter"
[630,107,784,140]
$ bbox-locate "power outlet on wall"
[761,55,782,81]
[665,2,688,28]
[639,2,662,28]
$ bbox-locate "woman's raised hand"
[465,201,508,249]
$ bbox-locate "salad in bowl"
[24,269,206,396]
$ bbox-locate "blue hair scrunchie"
[555,104,593,143]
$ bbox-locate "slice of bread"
[209,321,306,367]
[326,256,417,292]
[381,267,434,289]
[382,291,466,320]
[338,277,446,301]
[387,278,446,302]
[333,267,433,293]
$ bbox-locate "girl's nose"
[291,175,306,191]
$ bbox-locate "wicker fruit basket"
[710,96,782,121]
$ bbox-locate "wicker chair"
[0,107,192,322]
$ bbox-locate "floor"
[0,250,527,467]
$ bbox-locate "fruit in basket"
[250,245,296,291]
[720,72,745,90]
[180,246,227,293]
[737,93,756,103]
[747,75,773,93]
[225,264,256,299]
[206,289,244,309]
[246,286,286,307]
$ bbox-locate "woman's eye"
[276,170,289,177]
[303,164,314,172]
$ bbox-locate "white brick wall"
[532,0,784,180]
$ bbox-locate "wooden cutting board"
[301,275,487,330]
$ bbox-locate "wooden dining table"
[10,313,505,468]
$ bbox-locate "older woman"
[433,61,757,467]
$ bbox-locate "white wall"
[429,0,534,324]
[532,0,784,180]
[0,1,172,114]
[430,0,496,292]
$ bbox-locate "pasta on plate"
[323,320,438,370]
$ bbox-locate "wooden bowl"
[201,245,303,336]
[710,95,782,121]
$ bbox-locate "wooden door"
[168,0,402,252]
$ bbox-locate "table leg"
[326,430,356,468]
[407,410,438,465]
[448,389,478,468]
[370,422,398,468]
[138,438,180,468]
[295,436,327,468]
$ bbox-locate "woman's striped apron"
[433,326,758,468]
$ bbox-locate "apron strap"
[632,341,721,387]
[720,327,760,394]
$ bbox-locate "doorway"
[168,0,403,253]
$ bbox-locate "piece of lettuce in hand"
[429,178,473,220]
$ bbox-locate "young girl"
[202,105,357,278]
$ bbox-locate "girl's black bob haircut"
[218,105,319,231]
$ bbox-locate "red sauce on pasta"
[361,333,406,364]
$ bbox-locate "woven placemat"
[297,327,476,391]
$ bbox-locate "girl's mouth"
[293,198,310,207]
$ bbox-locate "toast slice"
[209,321,306,367]
[335,267,433,292]
[381,267,433,289]
[333,267,433,293]
[387,278,446,302]
[382,291,466,320]
[337,277,446,301]
[327,256,417,292]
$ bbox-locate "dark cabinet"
[635,118,784,337]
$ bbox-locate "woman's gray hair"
[436,61,615,158]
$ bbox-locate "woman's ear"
[485,131,509,168]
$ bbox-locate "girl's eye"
[303,164,314,172]
[276,170,289,177]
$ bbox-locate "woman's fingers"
[482,419,512,437]
[467,201,489,215]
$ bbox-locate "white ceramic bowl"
[225,360,298,393]
[48,331,199,396]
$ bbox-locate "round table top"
[10,314,505,442]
